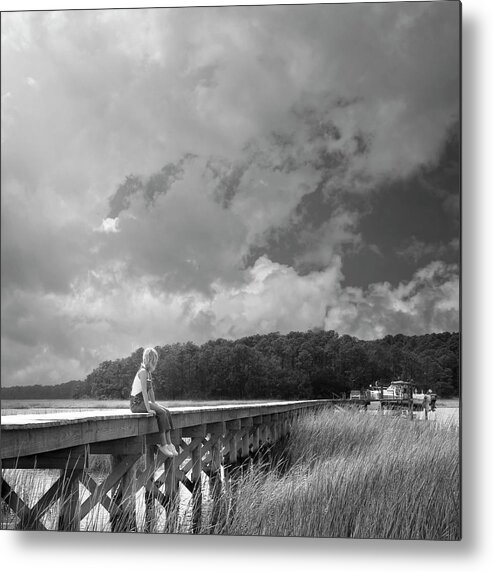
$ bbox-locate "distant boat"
[381,381,424,404]
[352,381,437,409]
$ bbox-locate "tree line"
[2,330,459,401]
[1,379,82,400]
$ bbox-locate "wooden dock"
[1,400,334,532]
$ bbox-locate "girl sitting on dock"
[130,347,178,457]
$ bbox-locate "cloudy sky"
[1,2,460,387]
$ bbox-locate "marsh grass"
[1,408,460,539]
[212,408,460,539]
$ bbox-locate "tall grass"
[211,409,460,539]
[1,408,460,539]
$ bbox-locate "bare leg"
[159,431,171,446]
[152,402,177,455]
[148,402,175,455]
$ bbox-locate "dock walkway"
[1,399,335,532]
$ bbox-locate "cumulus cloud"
[97,217,119,234]
[324,261,459,339]
[1,4,460,386]
[1,255,459,386]
[196,256,343,338]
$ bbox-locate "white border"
[1,1,492,571]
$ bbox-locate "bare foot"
[158,444,174,457]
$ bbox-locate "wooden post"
[190,425,204,533]
[58,469,82,531]
[252,416,262,458]
[241,430,249,461]
[258,424,265,449]
[162,456,177,531]
[272,414,279,442]
[120,459,137,532]
[164,428,181,531]
[110,455,137,532]
[409,385,414,421]
[278,414,285,438]
[225,420,241,469]
[252,426,260,457]
[143,446,156,533]
[262,414,271,446]
[230,432,238,465]
[223,420,240,495]
[241,417,253,461]
[209,429,223,530]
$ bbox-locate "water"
[0,398,273,415]
[1,464,207,532]
[367,405,459,425]
[1,399,129,414]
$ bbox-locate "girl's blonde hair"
[142,347,158,370]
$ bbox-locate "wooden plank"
[163,400,335,430]
[89,436,145,455]
[2,445,88,470]
[80,454,140,520]
[180,476,194,494]
[144,433,162,447]
[177,457,193,476]
[200,433,220,460]
[147,483,168,510]
[207,421,226,436]
[2,455,86,470]
[182,436,203,454]
[225,419,241,431]
[16,473,72,530]
[2,401,336,462]
[1,478,46,531]
[58,469,82,531]
[2,401,334,431]
[1,417,151,459]
[80,474,112,513]
[182,424,207,438]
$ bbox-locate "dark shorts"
[129,394,173,432]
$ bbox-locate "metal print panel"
[1,1,461,539]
